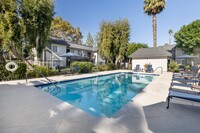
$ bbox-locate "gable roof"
[49,36,70,46]
[129,47,172,59]
[158,44,176,51]
[68,42,93,51]
[49,36,93,51]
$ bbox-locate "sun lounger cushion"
[169,90,200,102]
[167,89,200,109]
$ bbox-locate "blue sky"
[54,0,200,47]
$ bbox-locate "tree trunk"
[153,14,157,47]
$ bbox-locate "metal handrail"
[25,60,61,95]
[45,47,62,60]
[153,66,163,74]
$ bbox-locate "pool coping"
[34,71,159,87]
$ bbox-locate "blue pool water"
[37,73,154,116]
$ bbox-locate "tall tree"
[126,42,148,57]
[50,17,83,44]
[86,32,94,47]
[98,19,130,63]
[174,19,200,54]
[144,0,166,47]
[168,29,173,45]
[20,0,54,57]
[0,0,54,66]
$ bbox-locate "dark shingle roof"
[49,36,94,51]
[68,42,93,51]
[49,36,70,46]
[129,47,172,59]
[158,44,176,51]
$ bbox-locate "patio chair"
[146,64,153,73]
[73,65,79,74]
[133,64,141,72]
[166,89,200,109]
[172,77,200,84]
[173,66,199,78]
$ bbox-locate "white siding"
[132,58,168,72]
[51,44,67,67]
[93,52,105,65]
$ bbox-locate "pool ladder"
[153,66,163,75]
[26,63,61,96]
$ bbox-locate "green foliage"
[27,66,58,78]
[50,17,83,44]
[105,63,118,70]
[27,65,49,78]
[126,42,148,57]
[169,62,179,72]
[34,66,49,77]
[92,63,118,72]
[174,19,200,54]
[86,32,94,47]
[185,65,190,71]
[144,0,166,47]
[71,62,93,73]
[20,0,54,57]
[0,62,27,81]
[144,0,166,15]
[0,0,54,61]
[0,0,19,53]
[128,64,132,70]
[144,63,149,71]
[98,19,130,63]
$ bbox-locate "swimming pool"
[36,73,155,116]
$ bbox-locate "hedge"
[71,61,93,73]
[92,63,118,72]
[168,62,179,72]
[0,62,27,81]
[27,66,58,78]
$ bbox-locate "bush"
[27,65,49,78]
[105,63,118,70]
[92,63,118,72]
[49,69,58,76]
[0,62,27,81]
[34,65,49,77]
[169,62,179,72]
[128,64,132,70]
[71,61,93,73]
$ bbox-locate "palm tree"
[144,0,166,47]
[168,29,173,45]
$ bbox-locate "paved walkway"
[0,71,200,133]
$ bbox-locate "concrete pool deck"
[0,70,200,133]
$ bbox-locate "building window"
[78,50,81,55]
[70,49,74,53]
[53,46,58,52]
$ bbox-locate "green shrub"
[92,63,118,72]
[169,62,179,72]
[185,65,190,71]
[144,64,148,70]
[26,70,35,78]
[0,62,27,81]
[26,65,49,78]
[105,63,117,70]
[128,64,132,70]
[71,61,93,73]
[48,69,58,76]
[34,65,49,77]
